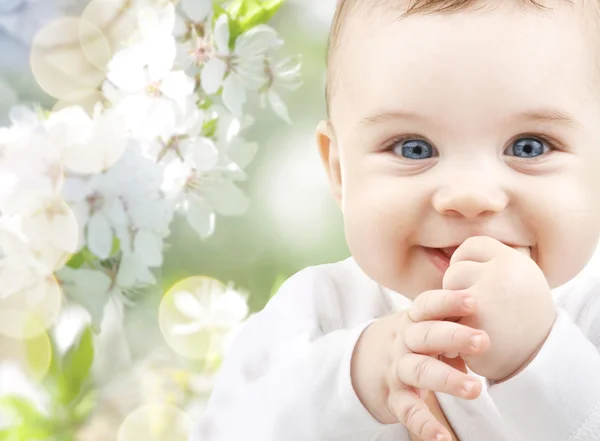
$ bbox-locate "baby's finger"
[404,320,489,357]
[409,289,475,322]
[397,353,482,400]
[388,388,452,441]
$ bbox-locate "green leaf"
[65,252,84,269]
[226,0,244,18]
[0,428,16,441]
[65,247,99,269]
[0,396,44,423]
[238,0,284,33]
[9,424,54,441]
[202,117,219,138]
[37,335,66,401]
[70,390,97,424]
[0,397,55,440]
[110,236,120,257]
[61,327,94,406]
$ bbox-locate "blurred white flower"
[201,14,282,117]
[162,157,249,239]
[260,55,303,124]
[52,303,91,353]
[0,216,63,339]
[63,146,172,285]
[106,3,195,141]
[140,102,218,172]
[45,105,129,174]
[171,284,248,336]
[62,174,127,260]
[58,266,150,331]
[0,107,64,217]
[179,0,212,24]
[213,107,258,169]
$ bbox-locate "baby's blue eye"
[394,139,437,160]
[507,137,547,158]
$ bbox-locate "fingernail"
[436,432,447,441]
[462,296,474,309]
[470,334,482,349]
[462,379,477,395]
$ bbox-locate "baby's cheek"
[342,195,415,288]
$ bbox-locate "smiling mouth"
[439,246,459,259]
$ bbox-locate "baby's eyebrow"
[514,109,582,130]
[359,108,582,130]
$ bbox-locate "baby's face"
[318,2,600,298]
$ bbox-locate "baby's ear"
[316,120,342,207]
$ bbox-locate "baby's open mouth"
[439,247,459,259]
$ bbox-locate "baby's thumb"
[514,246,531,258]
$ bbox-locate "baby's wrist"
[351,317,397,424]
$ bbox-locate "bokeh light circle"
[30,17,109,101]
[159,276,234,361]
[22,324,53,382]
[82,0,146,57]
[0,273,63,339]
[20,198,80,272]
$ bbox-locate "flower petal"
[107,47,147,93]
[87,213,113,259]
[204,180,249,216]
[227,137,258,169]
[171,321,204,335]
[267,89,291,124]
[190,137,219,172]
[147,36,177,82]
[212,290,249,325]
[57,267,113,331]
[160,71,195,100]
[213,14,230,54]
[222,73,246,118]
[182,0,212,23]
[201,58,227,95]
[186,198,215,239]
[234,25,281,57]
[173,289,205,320]
[133,230,163,267]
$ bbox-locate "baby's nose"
[432,180,508,218]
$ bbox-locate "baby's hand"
[444,236,557,382]
[351,289,490,441]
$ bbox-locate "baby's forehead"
[327,0,600,121]
[328,1,600,130]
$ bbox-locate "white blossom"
[106,3,195,141]
[171,285,248,335]
[260,55,302,124]
[201,14,282,117]
[0,107,63,217]
[45,104,129,174]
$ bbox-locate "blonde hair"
[325,0,596,117]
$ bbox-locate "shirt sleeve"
[486,306,600,441]
[189,267,390,441]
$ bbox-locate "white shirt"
[190,246,600,441]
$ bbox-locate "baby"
[191,1,600,440]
